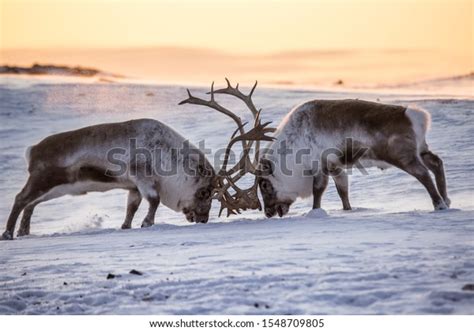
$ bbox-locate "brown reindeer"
[2,119,216,239]
[257,99,450,217]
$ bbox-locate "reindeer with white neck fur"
[2,80,275,240]
[258,99,450,217]
[2,119,216,240]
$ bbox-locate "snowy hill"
[0,76,473,314]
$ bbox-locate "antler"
[212,78,259,117]
[179,82,245,136]
[179,79,276,217]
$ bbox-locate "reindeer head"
[179,79,275,217]
[257,158,294,218]
[180,158,215,224]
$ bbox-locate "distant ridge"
[423,72,474,82]
[0,63,124,78]
[377,72,474,89]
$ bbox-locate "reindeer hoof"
[121,224,131,230]
[1,231,13,240]
[434,201,448,210]
[444,198,451,208]
[141,221,153,228]
[17,228,29,237]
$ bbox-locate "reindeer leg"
[400,157,447,210]
[136,181,161,228]
[330,169,352,210]
[3,175,51,240]
[3,198,26,240]
[121,189,142,229]
[17,201,39,237]
[313,173,329,209]
[141,194,160,228]
[421,151,450,207]
[3,168,71,239]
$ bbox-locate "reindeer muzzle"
[276,204,289,217]
[184,210,209,224]
[265,203,289,218]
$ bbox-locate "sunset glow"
[1,0,472,85]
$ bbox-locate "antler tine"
[241,122,276,175]
[219,120,275,175]
[211,78,259,117]
[178,89,193,105]
[249,80,258,98]
[230,124,243,139]
[233,121,276,143]
[210,81,215,101]
[179,83,244,136]
[252,108,262,166]
[216,188,241,217]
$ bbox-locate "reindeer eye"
[259,159,273,176]
[197,188,210,199]
[197,164,212,177]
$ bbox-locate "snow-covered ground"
[0,75,473,314]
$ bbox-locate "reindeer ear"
[258,158,273,176]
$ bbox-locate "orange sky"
[0,0,472,86]
[1,0,472,55]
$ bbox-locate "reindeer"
[2,119,216,240]
[258,99,450,217]
[2,80,274,240]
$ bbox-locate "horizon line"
[1,45,438,56]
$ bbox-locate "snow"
[305,208,329,218]
[0,75,473,314]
